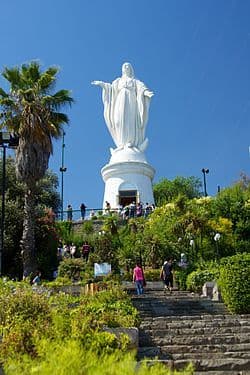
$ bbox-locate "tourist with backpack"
[160,257,174,294]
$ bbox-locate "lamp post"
[59,131,67,221]
[201,168,209,197]
[0,132,19,276]
[214,232,221,258]
[189,238,195,262]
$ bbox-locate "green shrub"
[186,269,218,293]
[218,253,250,313]
[122,271,133,281]
[0,282,139,366]
[55,221,73,243]
[174,268,189,290]
[144,268,161,281]
[58,258,93,282]
[81,220,94,234]
[4,338,194,375]
[0,280,194,375]
[0,287,52,360]
[72,288,140,329]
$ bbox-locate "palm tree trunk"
[21,185,37,277]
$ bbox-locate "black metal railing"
[54,206,154,222]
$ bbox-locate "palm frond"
[45,66,59,77]
[51,90,74,109]
[0,61,73,159]
[0,97,17,108]
[1,114,21,132]
[36,66,58,92]
[50,111,69,126]
[38,73,56,92]
[21,62,41,84]
[2,67,21,88]
[0,87,8,98]
[41,91,73,111]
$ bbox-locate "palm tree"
[0,61,73,276]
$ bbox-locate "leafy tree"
[153,176,202,206]
[212,174,250,225]
[55,221,74,245]
[36,170,61,211]
[91,232,120,272]
[102,213,119,236]
[211,174,250,253]
[35,208,59,280]
[0,156,61,277]
[0,61,73,276]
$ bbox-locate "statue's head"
[122,62,134,78]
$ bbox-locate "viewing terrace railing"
[55,208,108,221]
[54,208,116,222]
[54,207,154,222]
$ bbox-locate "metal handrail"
[54,206,154,222]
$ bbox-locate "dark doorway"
[119,190,137,207]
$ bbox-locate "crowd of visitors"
[57,241,92,263]
[120,202,155,220]
[65,201,155,222]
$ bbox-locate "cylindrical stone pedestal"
[101,148,155,209]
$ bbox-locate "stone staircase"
[129,282,250,375]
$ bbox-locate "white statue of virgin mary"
[92,62,154,153]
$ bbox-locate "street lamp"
[214,232,221,258]
[201,168,209,197]
[189,238,195,262]
[59,131,67,221]
[0,132,19,276]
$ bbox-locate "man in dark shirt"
[80,203,86,221]
[160,257,174,293]
[82,241,91,262]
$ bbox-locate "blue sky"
[1,0,250,211]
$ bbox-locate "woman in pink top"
[133,262,145,295]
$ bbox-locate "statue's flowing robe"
[101,76,151,150]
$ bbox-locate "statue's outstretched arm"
[91,80,109,89]
[144,90,154,98]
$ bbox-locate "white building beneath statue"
[101,146,155,208]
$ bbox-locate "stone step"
[132,291,197,297]
[140,358,250,373]
[195,371,250,375]
[140,325,250,337]
[137,346,250,361]
[140,314,250,324]
[171,351,250,360]
[132,291,210,299]
[140,320,250,331]
[132,299,228,316]
[137,346,169,359]
[136,309,228,318]
[160,342,250,354]
[173,358,250,372]
[140,332,250,346]
[135,303,227,310]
